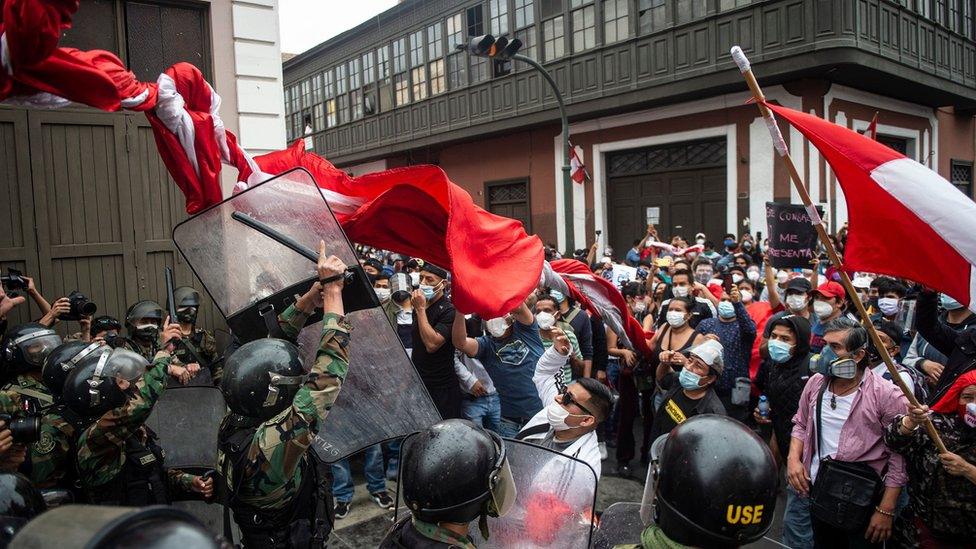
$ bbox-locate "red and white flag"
[866,111,879,141]
[569,143,589,184]
[764,102,976,310]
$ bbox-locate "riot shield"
[146,385,226,473]
[394,437,598,548]
[593,502,644,549]
[172,168,440,462]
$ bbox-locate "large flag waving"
[764,102,976,310]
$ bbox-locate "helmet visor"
[640,433,670,526]
[21,334,63,367]
[102,348,149,382]
[489,456,517,518]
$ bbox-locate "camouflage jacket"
[172,328,219,383]
[0,390,23,414]
[118,337,158,362]
[76,349,178,490]
[218,308,350,511]
[2,375,53,412]
[30,406,83,489]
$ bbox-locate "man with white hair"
[650,338,728,440]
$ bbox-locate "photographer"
[0,419,27,472]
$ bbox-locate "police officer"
[616,415,778,548]
[68,339,210,505]
[0,471,45,545]
[30,341,108,492]
[167,286,219,384]
[380,419,516,548]
[217,242,350,548]
[0,323,63,412]
[120,300,165,360]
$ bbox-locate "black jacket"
[755,314,813,459]
[916,291,976,404]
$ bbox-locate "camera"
[0,268,28,296]
[0,413,41,444]
[61,290,97,321]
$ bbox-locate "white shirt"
[870,363,915,395]
[810,389,856,482]
[454,353,497,395]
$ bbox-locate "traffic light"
[464,34,523,60]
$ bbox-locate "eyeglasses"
[554,375,594,416]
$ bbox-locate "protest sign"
[765,202,824,269]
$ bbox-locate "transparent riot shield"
[593,502,644,549]
[172,168,440,461]
[394,437,598,548]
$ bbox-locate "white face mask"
[785,294,808,312]
[632,300,647,313]
[878,297,900,316]
[776,271,790,285]
[486,317,510,338]
[536,311,556,330]
[813,300,834,319]
[696,238,705,246]
[746,269,760,282]
[740,289,753,303]
[732,273,744,284]
[374,287,391,302]
[545,401,573,431]
[672,285,690,298]
[666,311,687,328]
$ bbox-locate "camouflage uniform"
[75,349,192,499]
[2,375,53,413]
[0,390,23,414]
[118,337,158,362]
[29,407,85,489]
[172,328,219,384]
[217,306,349,511]
[380,517,478,548]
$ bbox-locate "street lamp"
[460,35,574,252]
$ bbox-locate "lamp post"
[460,36,574,252]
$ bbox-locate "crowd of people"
[0,219,975,548]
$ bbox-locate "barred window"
[572,3,595,52]
[411,66,428,101]
[395,73,410,105]
[427,23,443,59]
[604,0,629,43]
[543,16,565,61]
[447,13,464,50]
[515,0,535,28]
[951,159,973,198]
[429,59,446,95]
[410,30,425,68]
[490,0,509,36]
[393,38,407,73]
[362,51,375,85]
[447,53,467,89]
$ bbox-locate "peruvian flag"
[866,111,879,140]
[570,143,588,184]
[764,102,976,310]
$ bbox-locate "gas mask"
[810,345,861,379]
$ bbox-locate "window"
[515,0,535,28]
[604,0,629,43]
[965,0,974,38]
[410,30,425,68]
[362,51,375,85]
[949,0,961,33]
[541,0,564,19]
[337,94,349,124]
[543,16,565,61]
[428,23,444,59]
[377,47,390,81]
[311,73,324,104]
[323,70,335,99]
[326,99,337,127]
[515,25,536,59]
[447,13,464,50]
[490,0,510,36]
[335,64,347,95]
[395,73,410,106]
[675,0,707,25]
[393,38,407,73]
[350,89,363,120]
[284,86,292,115]
[467,4,485,36]
[447,53,467,89]
[300,79,311,110]
[429,59,446,95]
[411,66,428,101]
[951,160,973,198]
[348,58,361,90]
[639,0,667,34]
[313,103,325,131]
[486,179,531,232]
[572,3,596,52]
[719,0,751,9]
[470,55,490,83]
[918,0,931,19]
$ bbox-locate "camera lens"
[8,416,40,444]
[79,300,97,316]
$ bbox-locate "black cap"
[421,262,449,280]
[785,277,812,293]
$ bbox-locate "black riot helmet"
[0,471,46,545]
[401,419,516,526]
[650,415,778,548]
[42,341,109,401]
[220,338,305,420]
[1,323,63,376]
[124,300,164,342]
[62,348,149,418]
[168,286,201,325]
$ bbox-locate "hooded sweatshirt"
[755,314,813,459]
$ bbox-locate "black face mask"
[133,325,159,342]
[176,307,198,325]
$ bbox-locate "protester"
[884,370,976,546]
[788,318,907,547]
[904,291,976,390]
[655,269,716,328]
[550,289,594,377]
[915,288,976,402]
[454,315,501,433]
[331,445,395,519]
[696,285,757,421]
[807,281,848,353]
[411,263,462,420]
[533,293,583,382]
[649,338,726,441]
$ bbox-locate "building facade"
[0,0,286,331]
[283,0,976,255]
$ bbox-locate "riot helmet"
[89,315,122,346]
[124,300,164,343]
[62,348,149,417]
[1,323,62,375]
[168,286,201,325]
[42,341,109,400]
[644,415,778,548]
[220,338,305,420]
[401,419,516,526]
[0,472,45,545]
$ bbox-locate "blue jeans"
[497,416,527,438]
[783,484,814,549]
[385,439,401,479]
[331,444,387,503]
[462,393,501,433]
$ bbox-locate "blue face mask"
[723,238,735,247]
[678,368,704,390]
[940,293,965,311]
[768,339,793,364]
[550,289,565,303]
[420,284,436,300]
[717,301,736,319]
